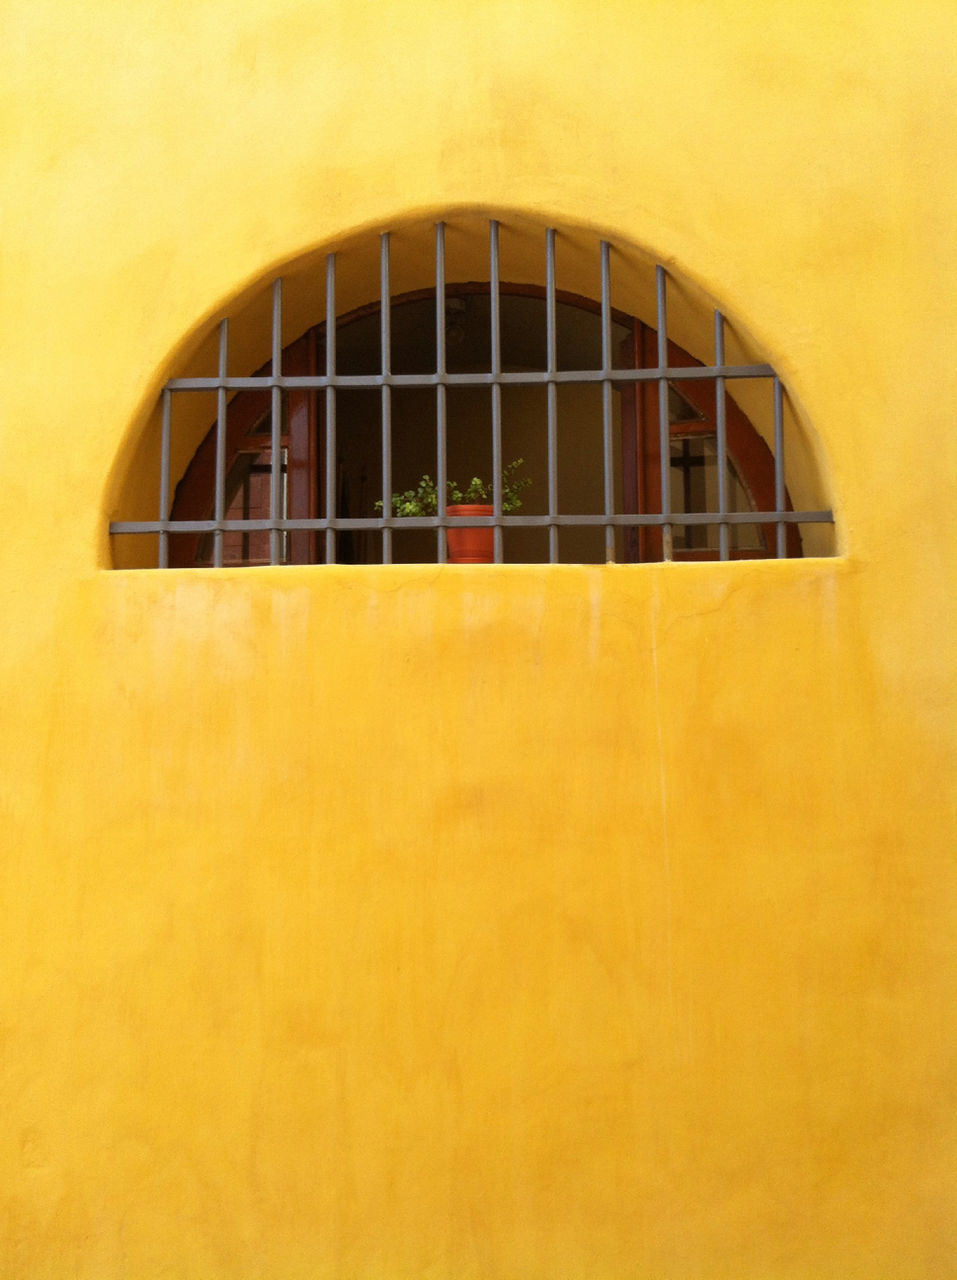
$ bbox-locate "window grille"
[110,220,834,566]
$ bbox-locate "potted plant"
[377,458,530,563]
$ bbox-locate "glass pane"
[245,408,274,437]
[668,383,704,424]
[669,435,764,551]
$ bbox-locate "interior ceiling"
[332,293,632,376]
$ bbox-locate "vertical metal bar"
[435,222,447,563]
[380,233,392,565]
[656,265,672,560]
[600,240,615,562]
[241,468,251,563]
[270,277,283,565]
[714,309,729,561]
[546,227,559,564]
[774,376,786,558]
[214,318,228,567]
[158,386,171,568]
[490,220,503,563]
[324,253,337,564]
[281,444,288,565]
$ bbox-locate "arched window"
[111,219,834,566]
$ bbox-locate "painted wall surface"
[1,1,955,1276]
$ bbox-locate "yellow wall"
[2,1,955,1276]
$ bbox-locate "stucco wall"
[1,1,955,1276]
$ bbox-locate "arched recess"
[109,213,834,568]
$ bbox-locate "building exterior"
[1,1,955,1275]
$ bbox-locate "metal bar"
[112,508,834,536]
[325,253,337,563]
[270,278,283,565]
[167,362,777,392]
[435,222,447,563]
[213,318,229,567]
[490,220,503,563]
[656,266,672,561]
[380,233,392,564]
[714,310,729,561]
[158,387,171,568]
[600,240,615,562]
[546,227,559,563]
[241,462,251,563]
[774,376,786,557]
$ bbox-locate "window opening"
[111,221,834,566]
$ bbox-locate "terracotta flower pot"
[446,504,494,563]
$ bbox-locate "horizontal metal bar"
[165,363,776,393]
[111,509,834,535]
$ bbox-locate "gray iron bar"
[158,387,171,568]
[213,318,229,567]
[325,254,337,563]
[380,233,392,564]
[113,509,833,535]
[714,310,729,561]
[774,376,786,558]
[490,220,503,563]
[435,222,447,563]
[600,240,615,562]
[546,227,559,563]
[167,362,776,391]
[270,278,283,565]
[656,266,672,560]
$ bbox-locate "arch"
[109,215,834,567]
